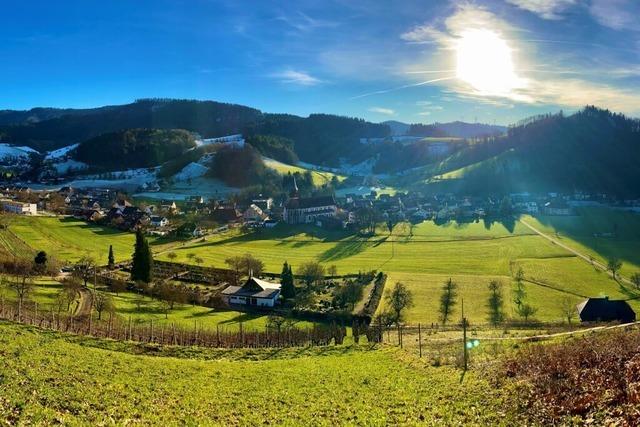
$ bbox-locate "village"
[3,181,640,238]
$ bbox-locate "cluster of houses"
[2,184,640,237]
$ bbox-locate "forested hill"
[0,99,389,165]
[0,99,262,153]
[434,107,640,196]
[74,129,196,171]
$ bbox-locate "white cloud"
[271,69,322,86]
[398,3,640,115]
[402,4,516,47]
[589,0,639,31]
[505,0,576,20]
[368,107,396,115]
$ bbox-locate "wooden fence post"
[418,323,422,358]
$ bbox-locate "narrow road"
[74,288,93,317]
[518,218,634,287]
[406,321,639,344]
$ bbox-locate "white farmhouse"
[221,276,281,308]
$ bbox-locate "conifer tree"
[108,245,115,269]
[280,261,296,299]
[131,230,153,283]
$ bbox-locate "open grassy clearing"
[262,157,346,186]
[5,216,175,264]
[159,220,548,275]
[0,321,512,425]
[522,208,640,276]
[161,212,639,324]
[4,209,638,326]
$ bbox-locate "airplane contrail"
[349,76,456,100]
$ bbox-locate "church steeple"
[290,175,299,198]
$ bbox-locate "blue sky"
[1,0,638,125]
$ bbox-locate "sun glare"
[456,29,522,96]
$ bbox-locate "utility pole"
[462,298,468,372]
[418,323,422,358]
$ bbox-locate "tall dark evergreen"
[280,261,295,299]
[131,230,153,283]
[108,245,115,269]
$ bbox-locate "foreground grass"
[0,321,512,425]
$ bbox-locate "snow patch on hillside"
[45,143,79,160]
[51,159,88,174]
[174,162,208,181]
[0,144,38,160]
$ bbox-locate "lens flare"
[456,29,524,96]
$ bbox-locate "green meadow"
[262,157,346,186]
[0,321,512,425]
[3,216,173,264]
[4,207,640,325]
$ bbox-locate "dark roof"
[577,297,636,323]
[285,195,336,209]
[221,277,281,299]
[211,207,241,222]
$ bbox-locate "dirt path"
[74,288,93,317]
[518,218,633,286]
[409,321,639,344]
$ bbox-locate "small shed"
[577,297,636,323]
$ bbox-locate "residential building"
[0,199,37,215]
[221,276,281,307]
[577,297,636,323]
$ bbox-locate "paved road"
[518,218,634,287]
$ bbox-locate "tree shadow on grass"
[318,238,375,262]
[217,312,263,325]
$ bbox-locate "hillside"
[0,99,261,153]
[0,99,389,166]
[0,321,510,425]
[412,107,640,196]
[74,128,196,171]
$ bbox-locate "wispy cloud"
[505,0,576,20]
[398,3,640,114]
[589,0,639,31]
[271,69,322,86]
[275,11,338,33]
[368,107,396,115]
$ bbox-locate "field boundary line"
[518,218,634,286]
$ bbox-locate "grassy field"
[263,157,346,186]
[522,208,640,276]
[159,211,640,324]
[0,321,512,425]
[4,208,639,325]
[4,216,174,264]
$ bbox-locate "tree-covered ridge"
[246,113,389,165]
[427,106,640,196]
[0,100,390,167]
[74,128,196,171]
[0,99,262,152]
[245,134,298,164]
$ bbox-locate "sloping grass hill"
[0,321,511,425]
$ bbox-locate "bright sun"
[456,29,522,96]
